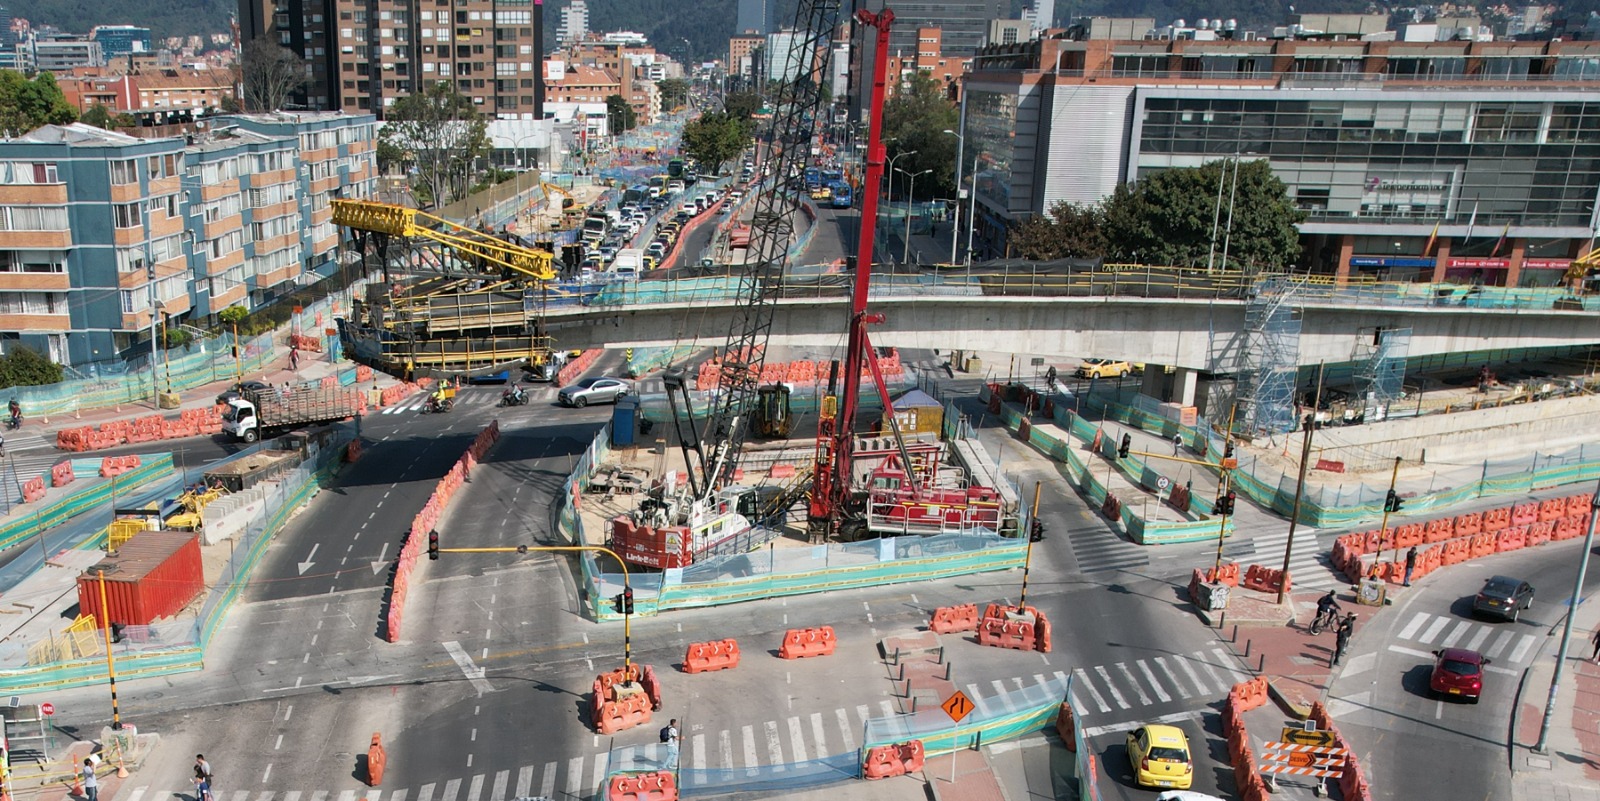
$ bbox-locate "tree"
[1101,159,1305,270]
[241,35,307,112]
[723,91,761,121]
[0,345,63,389]
[605,94,638,135]
[379,81,491,208]
[81,104,136,130]
[1011,201,1108,261]
[882,73,960,200]
[657,78,690,112]
[681,112,749,175]
[0,71,76,136]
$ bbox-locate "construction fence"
[1078,387,1600,530]
[0,425,353,692]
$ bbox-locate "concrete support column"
[1335,235,1355,286]
[1507,238,1526,288]
[1430,238,1452,283]
[1173,367,1200,407]
[1141,364,1166,398]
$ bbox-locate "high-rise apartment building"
[237,0,546,118]
[557,0,588,44]
[89,25,154,57]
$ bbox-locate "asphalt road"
[1327,535,1600,801]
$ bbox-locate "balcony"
[0,184,66,205]
[210,281,247,309]
[0,230,71,250]
[203,214,243,241]
[0,272,70,292]
[0,312,69,332]
[205,248,245,274]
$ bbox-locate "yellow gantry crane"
[332,199,556,281]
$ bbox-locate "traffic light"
[427,530,440,560]
[1216,491,1236,516]
[612,592,627,614]
[1029,518,1046,542]
[1384,489,1403,514]
[1118,434,1132,459]
[623,587,635,615]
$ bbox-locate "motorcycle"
[424,395,454,413]
[4,413,19,431]
[498,388,529,407]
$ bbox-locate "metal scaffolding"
[1235,277,1303,436]
[1354,326,1411,418]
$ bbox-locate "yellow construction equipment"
[332,199,556,282]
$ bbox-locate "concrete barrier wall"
[200,486,271,544]
[1297,393,1600,469]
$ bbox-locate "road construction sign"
[1280,726,1336,748]
[1260,741,1346,778]
[941,690,974,723]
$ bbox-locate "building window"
[0,162,59,185]
[115,248,147,274]
[0,292,65,315]
[112,202,143,229]
[109,159,138,185]
[0,206,68,231]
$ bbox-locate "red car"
[1430,648,1489,702]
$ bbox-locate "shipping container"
[77,531,204,627]
[202,449,301,493]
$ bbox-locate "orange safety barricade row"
[50,461,74,488]
[976,603,1051,653]
[779,626,837,659]
[862,740,925,780]
[1424,517,1454,543]
[1230,676,1269,713]
[1528,520,1555,547]
[1511,502,1539,527]
[1207,563,1241,586]
[606,771,678,801]
[1395,523,1425,549]
[1567,493,1592,517]
[99,455,141,477]
[1539,498,1568,523]
[1241,564,1291,594]
[557,349,604,387]
[683,639,741,674]
[1483,506,1512,533]
[1455,511,1482,538]
[594,690,653,735]
[1497,525,1528,552]
[1555,514,1586,540]
[1469,532,1498,559]
[929,603,980,634]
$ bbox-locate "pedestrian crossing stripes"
[377,388,557,415]
[1394,611,1538,664]
[1069,527,1150,574]
[1245,528,1342,592]
[126,654,1250,801]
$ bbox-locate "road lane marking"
[1508,635,1537,664]
[590,759,606,792]
[416,784,434,801]
[1440,621,1472,648]
[490,771,507,801]
[692,734,706,770]
[764,721,785,771]
[464,775,483,801]
[741,725,758,768]
[788,716,808,762]
[965,685,994,715]
[878,700,897,718]
[1115,662,1151,705]
[1093,666,1130,710]
[1418,617,1451,644]
[1174,655,1208,698]
[515,766,533,798]
[1193,650,1227,691]
[810,712,827,754]
[1137,660,1172,703]
[1153,658,1190,699]
[835,708,855,750]
[1387,645,1435,660]
[539,763,556,798]
[1465,627,1493,652]
[564,758,582,797]
[1074,668,1111,713]
[1211,648,1251,684]
[443,641,494,694]
[438,780,459,801]
[1397,612,1428,640]
[1082,708,1206,739]
[1487,629,1517,658]
[719,729,734,768]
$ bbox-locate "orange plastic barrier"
[1566,492,1592,518]
[20,476,45,504]
[1230,676,1269,713]
[1482,506,1512,533]
[1454,511,1482,538]
[1424,518,1454,543]
[977,603,1051,652]
[862,740,925,780]
[1206,563,1241,586]
[1555,514,1585,540]
[594,688,653,735]
[1511,502,1540,527]
[1442,538,1471,565]
[779,626,837,659]
[365,733,386,786]
[1528,520,1555,547]
[1539,498,1568,523]
[98,455,141,478]
[1055,702,1077,751]
[1497,525,1527,552]
[49,461,74,488]
[929,603,980,634]
[683,639,741,674]
[1242,564,1291,594]
[606,771,679,801]
[1469,532,1498,559]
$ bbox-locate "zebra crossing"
[122,652,1250,801]
[1068,526,1151,574]
[376,388,557,415]
[1393,611,1539,665]
[1240,527,1343,591]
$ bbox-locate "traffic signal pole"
[434,544,635,669]
[1018,482,1041,610]
[1382,456,1404,564]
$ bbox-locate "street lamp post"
[895,167,932,264]
[944,120,965,265]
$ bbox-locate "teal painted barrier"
[986,389,1231,545]
[0,455,176,553]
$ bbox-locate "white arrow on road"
[370,543,390,575]
[297,543,320,575]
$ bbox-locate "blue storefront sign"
[1350,256,1437,269]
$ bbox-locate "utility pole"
[1279,364,1325,605]
[1383,456,1404,564]
[97,570,124,730]
[1534,480,1600,753]
[1018,482,1041,610]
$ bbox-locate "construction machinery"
[331,198,560,376]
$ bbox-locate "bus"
[668,159,685,180]
[828,182,853,209]
[648,175,667,198]
[803,167,822,191]
[622,184,649,206]
[821,169,843,187]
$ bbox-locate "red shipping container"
[77,531,204,627]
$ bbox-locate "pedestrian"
[661,718,680,768]
[193,754,213,801]
[1403,545,1418,586]
[1173,432,1183,455]
[81,758,97,801]
[289,346,300,371]
[1333,617,1353,666]
[1591,627,1600,663]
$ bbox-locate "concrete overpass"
[545,279,1600,401]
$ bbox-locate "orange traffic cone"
[70,776,83,798]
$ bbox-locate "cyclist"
[1311,591,1341,633]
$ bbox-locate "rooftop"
[12,123,145,146]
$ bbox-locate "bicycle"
[1309,606,1340,635]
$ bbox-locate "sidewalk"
[1511,588,1600,800]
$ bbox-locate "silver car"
[557,376,631,407]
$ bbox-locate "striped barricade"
[1260,741,1348,794]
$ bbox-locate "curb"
[1267,679,1312,721]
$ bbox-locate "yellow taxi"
[1075,358,1145,379]
[1125,724,1193,790]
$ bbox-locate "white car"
[557,376,632,407]
[1155,793,1226,801]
